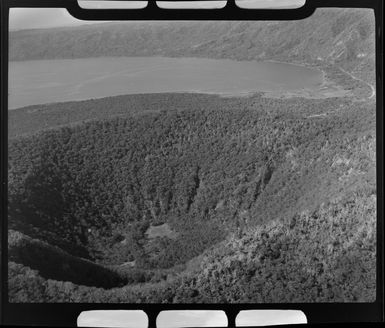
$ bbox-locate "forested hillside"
[8,92,376,302]
[8,7,377,303]
[9,193,376,303]
[9,8,375,83]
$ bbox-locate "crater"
[9,108,276,285]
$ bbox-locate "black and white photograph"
[7,1,377,303]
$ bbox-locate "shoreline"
[9,55,372,109]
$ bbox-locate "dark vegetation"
[9,192,376,303]
[8,92,376,302]
[8,94,249,138]
[8,230,125,288]
[8,8,377,302]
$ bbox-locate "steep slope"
[9,191,376,303]
[179,193,376,303]
[8,91,376,302]
[8,230,126,288]
[7,8,377,303]
[9,8,375,83]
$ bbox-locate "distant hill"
[9,8,375,83]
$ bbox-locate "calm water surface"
[9,57,323,109]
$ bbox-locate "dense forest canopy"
[8,91,376,302]
[8,8,377,303]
